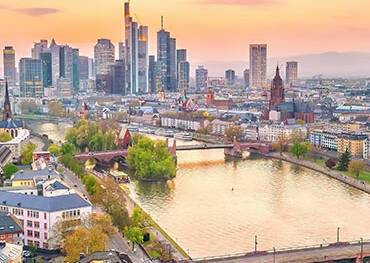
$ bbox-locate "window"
[27,221,32,227]
[27,230,33,237]
[44,233,48,240]
[44,223,47,230]
[19,220,24,227]
[34,241,40,248]
[43,242,48,249]
[34,231,40,238]
[44,213,47,220]
[34,222,39,228]
[27,240,33,246]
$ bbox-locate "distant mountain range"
[193,52,370,78]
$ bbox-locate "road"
[193,241,370,263]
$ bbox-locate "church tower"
[269,66,285,111]
[3,80,12,121]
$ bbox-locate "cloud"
[0,5,61,16]
[196,0,280,6]
[17,8,61,16]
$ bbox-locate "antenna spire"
[161,16,164,30]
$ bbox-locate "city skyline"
[1,0,370,66]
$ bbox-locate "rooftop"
[78,251,133,263]
[0,212,23,235]
[0,191,91,212]
[11,168,59,181]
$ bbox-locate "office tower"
[225,69,236,86]
[269,66,284,111]
[3,46,16,87]
[243,69,250,89]
[119,42,125,61]
[110,60,126,95]
[148,55,156,93]
[249,44,267,89]
[124,1,148,95]
[138,26,149,94]
[57,78,72,97]
[49,39,60,86]
[156,17,177,92]
[72,49,80,91]
[19,58,43,97]
[32,40,48,59]
[88,58,94,79]
[195,65,208,91]
[94,39,115,75]
[79,56,89,80]
[40,52,52,88]
[59,45,74,90]
[286,61,298,87]
[177,49,189,91]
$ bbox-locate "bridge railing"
[191,238,370,262]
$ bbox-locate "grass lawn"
[344,170,370,184]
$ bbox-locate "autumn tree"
[348,160,366,178]
[20,101,38,114]
[0,132,12,142]
[48,144,62,156]
[48,101,65,117]
[225,125,244,142]
[272,133,288,155]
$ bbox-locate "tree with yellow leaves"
[348,160,366,178]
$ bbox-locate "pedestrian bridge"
[185,239,370,263]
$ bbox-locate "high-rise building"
[3,46,16,87]
[31,40,48,59]
[72,49,80,92]
[243,69,250,89]
[57,78,72,97]
[110,60,126,95]
[156,17,177,92]
[40,52,52,88]
[49,39,60,86]
[59,45,79,93]
[269,66,284,111]
[195,65,208,91]
[118,42,125,61]
[286,61,298,87]
[148,55,157,93]
[19,58,43,97]
[249,44,267,89]
[225,69,236,86]
[177,49,189,91]
[79,56,89,80]
[124,1,148,95]
[138,26,149,94]
[94,39,115,75]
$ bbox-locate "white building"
[161,115,207,131]
[0,129,30,162]
[259,124,308,142]
[0,191,92,249]
[211,120,233,136]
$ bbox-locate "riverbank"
[266,152,370,194]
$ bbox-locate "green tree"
[20,143,37,165]
[61,142,76,156]
[337,149,351,171]
[124,226,144,250]
[348,160,366,178]
[48,144,61,156]
[0,132,12,142]
[127,136,176,180]
[290,142,308,159]
[83,175,98,195]
[2,163,19,180]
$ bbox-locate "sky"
[1,0,370,76]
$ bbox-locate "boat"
[155,129,174,137]
[127,126,139,132]
[174,132,193,141]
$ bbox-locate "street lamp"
[337,227,340,243]
[255,235,258,253]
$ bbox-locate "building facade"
[249,44,267,89]
[3,47,16,87]
[225,69,236,86]
[286,61,298,87]
[195,66,208,91]
[19,58,43,97]
[94,39,115,76]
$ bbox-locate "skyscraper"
[110,60,126,95]
[118,42,125,61]
[196,65,208,91]
[124,1,148,95]
[286,61,298,87]
[243,69,250,89]
[169,38,177,90]
[177,49,190,91]
[94,39,115,75]
[3,46,16,87]
[72,49,80,91]
[249,44,267,89]
[148,55,157,93]
[49,39,60,86]
[59,45,78,93]
[40,52,52,88]
[79,56,89,80]
[225,69,236,86]
[32,40,48,59]
[19,58,43,97]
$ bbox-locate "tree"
[20,101,38,114]
[325,158,338,169]
[225,125,244,142]
[290,130,306,144]
[127,136,176,180]
[2,163,19,180]
[348,160,366,178]
[272,133,288,155]
[131,207,145,227]
[290,142,308,159]
[0,132,12,142]
[64,226,107,262]
[337,149,351,171]
[20,143,37,165]
[61,142,76,156]
[83,175,98,195]
[48,101,65,117]
[48,144,61,156]
[124,226,144,250]
[197,124,212,135]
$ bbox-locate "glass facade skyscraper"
[3,46,16,87]
[19,58,43,97]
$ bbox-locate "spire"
[3,79,12,121]
[276,64,280,77]
[161,16,164,30]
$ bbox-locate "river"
[30,123,370,259]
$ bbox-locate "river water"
[29,123,370,259]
